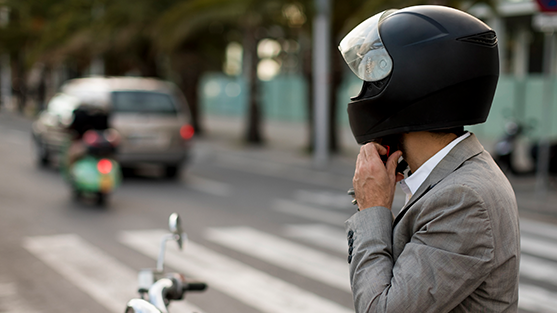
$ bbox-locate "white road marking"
[23,234,204,313]
[206,226,350,291]
[521,234,557,260]
[120,229,354,313]
[273,198,350,225]
[520,254,557,287]
[519,283,557,313]
[0,281,41,313]
[214,154,350,188]
[521,218,557,240]
[519,217,557,295]
[186,175,231,197]
[283,224,348,254]
[294,190,353,210]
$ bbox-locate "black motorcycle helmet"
[339,5,499,144]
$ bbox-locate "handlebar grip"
[183,282,207,292]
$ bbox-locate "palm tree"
[0,0,61,112]
[155,0,308,144]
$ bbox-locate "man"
[66,102,110,165]
[338,5,520,312]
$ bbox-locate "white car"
[32,77,195,178]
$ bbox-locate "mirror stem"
[157,234,174,272]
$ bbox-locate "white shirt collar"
[400,132,470,204]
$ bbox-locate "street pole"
[0,6,11,111]
[533,13,557,195]
[313,0,331,168]
[536,30,555,195]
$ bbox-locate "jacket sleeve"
[345,184,495,313]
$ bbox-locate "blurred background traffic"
[0,0,557,312]
[0,0,556,160]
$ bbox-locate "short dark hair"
[430,126,465,137]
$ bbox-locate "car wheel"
[71,188,82,202]
[120,166,135,178]
[96,192,107,207]
[164,165,181,179]
[34,138,50,167]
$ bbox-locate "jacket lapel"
[393,133,485,227]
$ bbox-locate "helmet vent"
[457,31,497,47]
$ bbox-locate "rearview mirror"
[169,213,183,250]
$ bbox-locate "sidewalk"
[199,115,360,175]
[200,115,557,222]
[507,176,557,223]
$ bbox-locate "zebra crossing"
[18,196,557,313]
[23,233,204,313]
[120,229,353,313]
[0,281,41,313]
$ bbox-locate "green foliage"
[0,0,490,72]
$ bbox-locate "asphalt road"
[1,112,557,313]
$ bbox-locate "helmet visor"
[339,10,397,82]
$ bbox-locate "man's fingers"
[386,150,403,175]
[359,143,388,167]
[363,142,388,156]
[374,142,388,155]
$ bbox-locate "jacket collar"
[393,133,485,227]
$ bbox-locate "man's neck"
[402,131,458,173]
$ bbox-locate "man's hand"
[353,143,404,211]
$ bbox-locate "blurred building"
[471,0,556,76]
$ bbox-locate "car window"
[111,91,177,114]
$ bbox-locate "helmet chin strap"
[368,133,410,175]
[396,160,410,176]
[348,135,409,209]
[374,134,401,162]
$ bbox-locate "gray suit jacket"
[345,133,520,312]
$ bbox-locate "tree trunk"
[37,66,49,112]
[328,43,343,153]
[139,53,159,78]
[177,51,204,136]
[244,23,263,145]
[13,53,26,114]
[302,38,315,153]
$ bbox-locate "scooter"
[493,120,557,176]
[493,121,526,175]
[62,129,122,206]
[125,213,207,313]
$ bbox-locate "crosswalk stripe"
[273,199,350,225]
[119,229,354,313]
[214,154,348,188]
[519,283,557,313]
[293,190,353,210]
[206,226,350,291]
[520,254,557,287]
[23,234,204,313]
[186,175,232,197]
[283,224,348,254]
[0,281,41,313]
[521,233,557,260]
[521,218,557,240]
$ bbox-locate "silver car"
[32,77,194,178]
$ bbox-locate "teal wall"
[200,73,557,141]
[201,73,308,122]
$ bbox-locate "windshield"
[111,91,177,114]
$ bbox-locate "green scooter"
[62,129,122,206]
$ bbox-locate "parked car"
[32,77,195,178]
